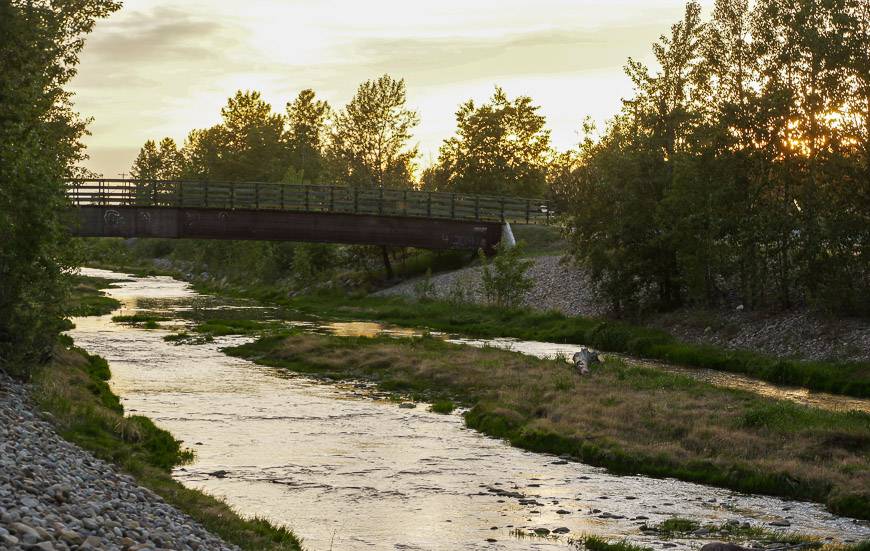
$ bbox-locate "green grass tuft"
[430,400,456,414]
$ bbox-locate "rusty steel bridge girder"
[71,206,504,251]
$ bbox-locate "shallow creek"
[68,268,869,551]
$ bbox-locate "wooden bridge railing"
[66,179,554,224]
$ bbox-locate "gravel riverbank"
[0,370,238,551]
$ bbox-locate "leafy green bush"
[479,241,534,308]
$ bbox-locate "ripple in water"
[68,268,869,550]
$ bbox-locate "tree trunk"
[381,245,393,279]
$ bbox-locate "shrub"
[479,241,534,308]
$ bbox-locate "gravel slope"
[376,255,607,318]
[0,371,238,551]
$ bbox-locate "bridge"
[67,179,553,251]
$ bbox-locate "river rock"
[0,371,239,551]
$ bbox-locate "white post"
[501,222,516,249]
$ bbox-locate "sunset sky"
[71,0,712,178]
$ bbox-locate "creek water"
[68,268,869,551]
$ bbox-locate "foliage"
[66,275,122,316]
[285,88,331,183]
[413,268,436,302]
[327,74,419,188]
[556,0,870,315]
[429,400,456,414]
[424,87,552,197]
[0,0,120,374]
[130,137,182,180]
[577,536,653,551]
[653,517,700,536]
[479,242,535,308]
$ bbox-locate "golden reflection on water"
[324,321,419,338]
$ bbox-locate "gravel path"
[376,255,607,318]
[0,371,238,551]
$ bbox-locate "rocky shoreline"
[0,371,237,551]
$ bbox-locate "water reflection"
[68,268,869,551]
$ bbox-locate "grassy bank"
[225,331,870,521]
[34,342,302,550]
[255,293,868,399]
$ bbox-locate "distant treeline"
[556,0,870,316]
[126,0,869,317]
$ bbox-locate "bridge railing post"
[330,186,334,212]
[255,182,259,209]
[474,195,479,220]
[526,199,531,224]
[450,194,455,218]
[378,187,383,215]
[427,192,431,217]
[500,198,505,222]
[305,186,309,211]
[353,187,358,214]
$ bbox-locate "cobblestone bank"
[0,371,238,551]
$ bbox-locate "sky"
[70,0,712,178]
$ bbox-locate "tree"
[559,0,869,315]
[0,0,120,373]
[286,89,331,183]
[327,74,419,188]
[217,90,288,181]
[431,87,552,197]
[180,126,223,180]
[130,137,181,180]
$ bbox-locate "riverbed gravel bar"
[0,371,238,551]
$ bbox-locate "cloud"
[72,6,251,89]
[300,23,667,90]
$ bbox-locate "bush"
[479,241,534,308]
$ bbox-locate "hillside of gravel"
[0,370,238,551]
[375,254,608,318]
[375,254,870,363]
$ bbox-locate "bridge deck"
[67,179,553,225]
[67,179,551,250]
